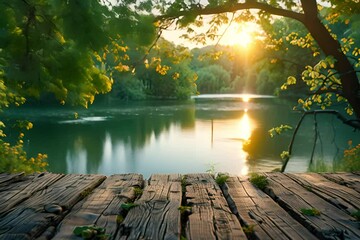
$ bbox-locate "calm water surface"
[6,94,359,177]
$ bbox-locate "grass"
[351,210,360,221]
[249,173,269,190]
[117,202,140,226]
[242,224,256,238]
[242,224,255,234]
[215,173,229,185]
[120,203,139,211]
[133,186,143,198]
[300,208,321,216]
[178,206,192,215]
[181,176,187,193]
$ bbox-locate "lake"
[5,94,359,177]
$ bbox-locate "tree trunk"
[301,0,360,119]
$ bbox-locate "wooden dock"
[0,172,359,239]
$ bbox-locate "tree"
[255,17,319,96]
[190,45,255,94]
[1,1,110,108]
[155,0,360,119]
[0,0,158,108]
[134,38,197,99]
[196,64,231,93]
[0,0,157,172]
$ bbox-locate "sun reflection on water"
[242,96,250,102]
[238,110,252,140]
[238,110,255,175]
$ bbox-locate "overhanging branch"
[156,2,305,24]
[281,110,360,172]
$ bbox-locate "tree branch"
[281,110,360,172]
[309,113,318,165]
[215,12,235,46]
[131,29,163,71]
[156,2,305,24]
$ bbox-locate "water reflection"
[238,110,254,175]
[66,136,88,173]
[25,104,250,176]
[237,110,253,140]
[16,98,319,177]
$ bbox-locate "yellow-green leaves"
[352,47,360,57]
[0,79,26,110]
[155,64,171,75]
[290,55,350,113]
[286,32,315,49]
[0,121,48,174]
[280,151,290,161]
[341,37,355,54]
[281,76,297,90]
[269,125,293,138]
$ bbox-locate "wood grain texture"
[185,173,246,240]
[287,173,360,214]
[224,176,316,240]
[0,172,358,239]
[52,174,143,240]
[0,172,25,185]
[265,173,360,239]
[118,174,182,240]
[321,172,360,194]
[0,174,105,239]
[0,173,64,217]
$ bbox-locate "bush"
[337,141,360,171]
[0,122,47,173]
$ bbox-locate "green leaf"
[120,203,139,211]
[73,226,87,236]
[301,208,321,216]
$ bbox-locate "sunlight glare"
[221,22,255,48]
[237,30,252,48]
[238,111,254,176]
[242,96,250,102]
[241,164,249,175]
[238,111,253,140]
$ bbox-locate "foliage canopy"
[0,0,159,172]
[155,0,360,119]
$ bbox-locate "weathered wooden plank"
[185,174,246,240]
[321,172,360,194]
[224,176,316,240]
[265,172,360,239]
[51,174,143,240]
[118,174,182,240]
[287,173,360,214]
[0,173,36,195]
[0,172,25,185]
[0,173,64,217]
[0,174,106,239]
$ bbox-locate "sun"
[221,22,255,48]
[237,30,252,48]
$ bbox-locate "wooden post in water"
[211,119,214,148]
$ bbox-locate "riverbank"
[0,172,359,239]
